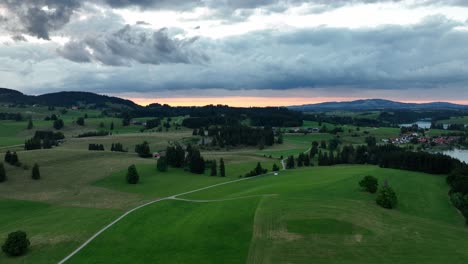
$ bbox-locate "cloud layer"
[1,0,468,102]
[58,25,208,66]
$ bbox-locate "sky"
[1,0,468,106]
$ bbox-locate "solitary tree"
[219,158,225,177]
[359,175,378,193]
[272,163,280,171]
[286,155,295,169]
[27,119,33,130]
[210,160,217,176]
[53,119,64,130]
[0,163,6,183]
[76,117,85,126]
[157,157,168,172]
[2,231,30,256]
[126,165,139,184]
[10,152,19,166]
[32,163,40,180]
[376,184,398,209]
[110,121,114,131]
[4,151,11,164]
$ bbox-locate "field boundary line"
[58,173,274,264]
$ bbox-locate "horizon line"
[121,96,468,107]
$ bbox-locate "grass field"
[64,165,468,263]
[0,199,120,264]
[437,116,468,125]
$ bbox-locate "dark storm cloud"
[51,15,468,94]
[1,0,81,40]
[58,25,208,66]
[2,0,468,40]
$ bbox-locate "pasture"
[64,165,468,264]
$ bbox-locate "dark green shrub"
[32,163,40,180]
[2,231,30,256]
[359,175,378,193]
[376,185,398,209]
[126,165,139,184]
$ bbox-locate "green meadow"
[65,165,468,264]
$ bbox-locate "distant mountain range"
[0,88,137,108]
[1,88,467,111]
[288,99,468,111]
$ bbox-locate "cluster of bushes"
[0,112,23,121]
[135,141,152,158]
[88,144,105,151]
[245,162,268,177]
[77,131,108,138]
[1,153,41,183]
[145,118,161,130]
[24,137,57,150]
[24,131,64,151]
[359,176,398,209]
[164,144,210,175]
[111,143,126,152]
[4,151,19,166]
[44,114,58,121]
[198,125,275,148]
[34,131,65,140]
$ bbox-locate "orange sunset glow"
[126,96,468,107]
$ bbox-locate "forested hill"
[0,88,303,127]
[289,99,468,111]
[0,88,137,108]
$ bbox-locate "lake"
[441,149,468,163]
[399,120,450,129]
[399,121,432,129]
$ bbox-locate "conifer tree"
[32,163,40,180]
[210,160,217,176]
[157,157,168,172]
[110,121,114,130]
[0,163,6,182]
[27,119,33,130]
[10,152,19,166]
[286,155,295,169]
[189,149,205,174]
[219,158,225,177]
[76,117,85,126]
[304,154,310,166]
[4,151,11,164]
[272,163,280,171]
[126,164,139,184]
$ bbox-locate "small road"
[57,172,274,264]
